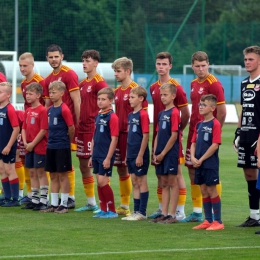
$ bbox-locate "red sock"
[98,186,107,212]
[101,184,116,213]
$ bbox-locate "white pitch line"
[1,246,260,259]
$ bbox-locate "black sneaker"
[236,217,260,227]
[21,202,38,209]
[67,198,75,209]
[149,214,165,223]
[33,202,48,211]
[55,205,68,214]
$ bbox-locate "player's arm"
[136,133,149,167]
[179,105,190,131]
[153,134,158,163]
[21,129,27,146]
[88,139,94,168]
[257,135,260,168]
[26,129,47,152]
[2,126,20,155]
[233,113,242,152]
[44,98,51,108]
[216,103,226,127]
[190,142,199,168]
[197,143,219,165]
[68,125,75,143]
[70,89,81,124]
[103,136,118,169]
[156,131,178,163]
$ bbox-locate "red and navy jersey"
[150,78,188,137]
[15,110,25,132]
[21,74,47,111]
[190,74,225,131]
[191,118,221,169]
[0,72,7,82]
[0,103,18,151]
[47,103,74,149]
[22,105,48,155]
[45,65,79,125]
[93,111,119,159]
[127,109,149,159]
[78,74,108,133]
[240,76,260,143]
[114,81,148,133]
[155,107,180,158]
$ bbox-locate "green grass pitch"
[0,124,260,260]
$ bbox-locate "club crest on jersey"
[246,84,255,89]
[254,84,260,91]
[123,94,129,101]
[87,86,92,92]
[198,87,204,94]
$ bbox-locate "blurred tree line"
[0,0,260,73]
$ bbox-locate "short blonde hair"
[112,57,133,73]
[98,87,114,100]
[19,52,34,63]
[130,86,147,100]
[0,82,12,94]
[49,81,66,92]
[160,83,177,94]
[191,51,209,64]
[243,46,260,56]
[26,82,43,95]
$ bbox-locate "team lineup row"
[0,45,260,234]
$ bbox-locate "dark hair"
[200,94,217,105]
[191,51,209,64]
[156,52,172,64]
[46,44,63,56]
[26,82,43,95]
[81,50,100,62]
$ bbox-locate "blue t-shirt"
[93,111,119,159]
[192,118,221,169]
[0,103,18,151]
[155,107,180,158]
[47,103,74,149]
[127,109,149,159]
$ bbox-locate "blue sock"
[134,198,140,212]
[139,191,149,216]
[10,178,19,201]
[1,177,11,200]
[211,195,222,223]
[203,197,213,222]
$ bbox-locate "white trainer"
[175,210,186,221]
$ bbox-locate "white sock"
[250,210,259,220]
[87,196,96,206]
[61,193,69,207]
[51,193,59,207]
[19,190,24,197]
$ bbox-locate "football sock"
[119,174,132,208]
[177,188,186,213]
[139,191,149,216]
[40,185,49,205]
[51,193,59,207]
[31,187,40,204]
[247,180,260,216]
[9,178,19,201]
[250,209,259,220]
[203,197,213,222]
[101,184,116,213]
[1,177,11,200]
[108,177,111,186]
[24,167,32,194]
[211,195,222,223]
[134,198,140,212]
[191,181,202,212]
[157,186,162,206]
[83,176,96,205]
[46,172,50,185]
[216,182,222,198]
[68,167,75,198]
[60,193,69,207]
[15,161,24,191]
[98,186,107,212]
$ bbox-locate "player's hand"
[88,157,93,167]
[2,146,11,155]
[257,160,260,169]
[135,155,143,167]
[103,158,110,169]
[25,143,34,152]
[233,127,240,153]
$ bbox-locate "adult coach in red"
[45,44,81,209]
[149,52,189,220]
[75,50,108,212]
[183,51,226,222]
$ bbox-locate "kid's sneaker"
[193,220,212,230]
[206,221,224,230]
[99,211,118,219]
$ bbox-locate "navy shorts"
[0,147,16,164]
[25,152,45,168]
[194,168,219,186]
[92,157,115,177]
[155,156,178,175]
[237,142,257,169]
[45,148,72,173]
[127,156,149,176]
